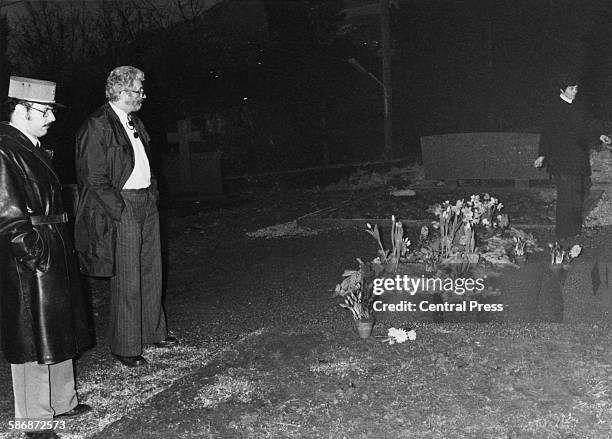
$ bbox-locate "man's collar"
[560,93,574,104]
[109,101,130,123]
[9,122,39,147]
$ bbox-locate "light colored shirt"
[109,102,151,189]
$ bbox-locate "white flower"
[461,207,474,222]
[384,327,415,344]
[388,327,408,344]
[569,244,582,259]
[407,329,416,340]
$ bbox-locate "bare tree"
[7,0,218,78]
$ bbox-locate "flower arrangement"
[350,195,534,278]
[480,227,541,266]
[549,242,582,266]
[365,216,411,273]
[426,193,509,271]
[334,259,376,320]
[513,236,526,256]
[333,194,543,325]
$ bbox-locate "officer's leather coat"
[0,122,94,364]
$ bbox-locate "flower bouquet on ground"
[332,193,545,325]
[480,227,542,267]
[380,327,416,345]
[549,242,582,270]
[547,242,581,286]
[422,193,509,274]
[334,259,376,322]
[364,216,411,274]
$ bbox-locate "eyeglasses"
[27,105,55,118]
[125,88,146,97]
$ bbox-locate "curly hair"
[105,66,145,102]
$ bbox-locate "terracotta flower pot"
[514,255,528,265]
[549,263,569,286]
[356,319,374,339]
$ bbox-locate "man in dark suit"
[535,73,612,240]
[74,66,177,368]
[0,76,93,439]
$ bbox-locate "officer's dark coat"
[0,122,94,364]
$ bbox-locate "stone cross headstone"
[165,118,223,195]
[167,119,201,190]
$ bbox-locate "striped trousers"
[109,188,167,356]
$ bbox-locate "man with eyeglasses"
[74,66,177,369]
[0,76,94,439]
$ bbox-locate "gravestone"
[163,118,223,195]
[420,132,547,186]
[590,148,612,184]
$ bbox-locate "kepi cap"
[7,76,64,107]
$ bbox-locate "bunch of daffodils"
[429,193,507,259]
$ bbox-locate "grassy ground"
[92,321,612,439]
[2,186,612,438]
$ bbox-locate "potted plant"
[334,259,376,338]
[512,235,527,264]
[548,242,582,285]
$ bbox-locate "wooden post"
[381,0,393,160]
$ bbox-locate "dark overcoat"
[537,97,594,176]
[0,122,94,364]
[537,96,612,176]
[73,103,157,277]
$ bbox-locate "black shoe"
[152,336,179,348]
[55,403,91,418]
[113,354,148,367]
[25,430,59,439]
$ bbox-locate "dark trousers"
[109,188,167,356]
[553,174,589,240]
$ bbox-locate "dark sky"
[4,0,612,177]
